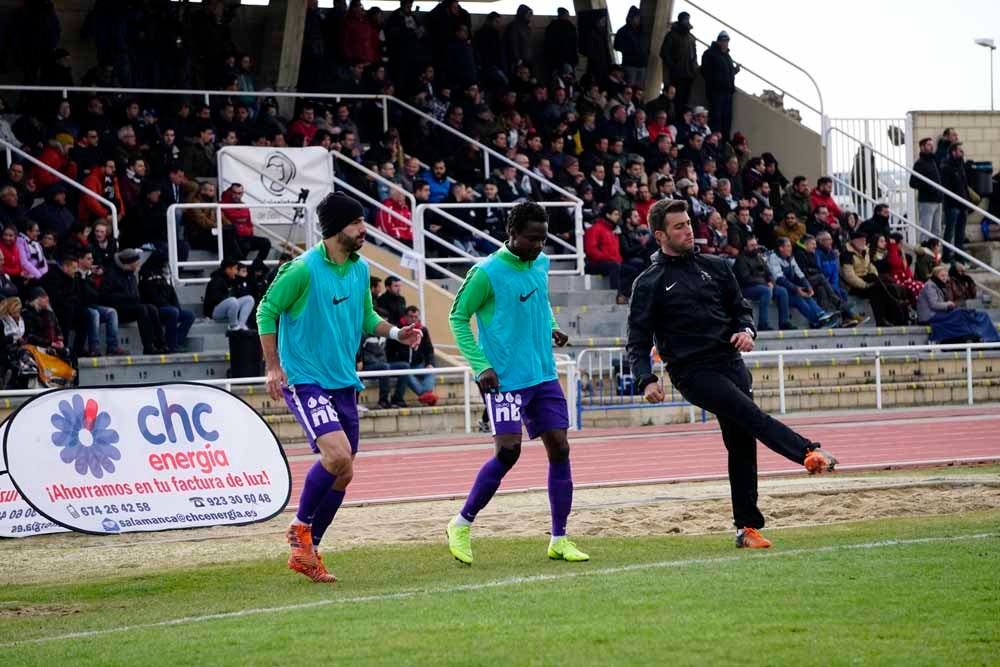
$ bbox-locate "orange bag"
[23,345,76,388]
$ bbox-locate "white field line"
[4,532,996,649]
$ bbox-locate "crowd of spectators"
[0,0,996,383]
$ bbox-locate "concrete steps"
[77,351,232,386]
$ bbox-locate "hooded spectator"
[474,12,507,89]
[659,12,698,109]
[446,24,478,90]
[543,8,578,76]
[582,14,613,81]
[614,6,645,85]
[504,5,533,74]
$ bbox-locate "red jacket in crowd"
[809,187,843,221]
[31,142,76,192]
[634,198,655,227]
[78,169,125,223]
[376,198,413,242]
[885,238,914,281]
[0,238,23,277]
[220,189,254,237]
[340,11,379,64]
[584,218,622,264]
[288,119,317,145]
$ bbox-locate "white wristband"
[389,326,401,341]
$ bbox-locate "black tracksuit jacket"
[627,249,756,390]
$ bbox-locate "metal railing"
[165,202,312,285]
[0,359,578,434]
[827,117,914,222]
[572,341,1000,428]
[575,348,703,428]
[413,202,585,276]
[825,126,1000,282]
[678,0,825,131]
[0,137,119,239]
[0,84,578,213]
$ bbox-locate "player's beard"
[337,230,365,252]
[668,237,694,255]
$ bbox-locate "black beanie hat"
[317,193,365,239]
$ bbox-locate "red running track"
[286,408,1000,506]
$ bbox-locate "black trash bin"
[966,161,993,198]
[228,329,264,378]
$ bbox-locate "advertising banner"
[3,384,290,534]
[217,146,333,229]
[0,472,66,538]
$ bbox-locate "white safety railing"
[0,85,579,220]
[827,118,914,222]
[572,341,1000,428]
[677,0,825,131]
[165,202,312,285]
[825,126,1000,282]
[0,360,578,434]
[0,137,120,239]
[575,348,702,428]
[413,202,585,276]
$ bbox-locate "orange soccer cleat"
[804,447,839,475]
[286,523,320,578]
[735,527,772,549]
[311,551,338,584]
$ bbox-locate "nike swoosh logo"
[332,296,349,305]
[664,282,677,292]
[519,288,538,302]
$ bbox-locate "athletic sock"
[452,514,472,527]
[311,489,346,546]
[459,457,512,522]
[295,461,337,524]
[547,460,573,538]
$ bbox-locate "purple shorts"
[282,384,360,454]
[484,379,569,440]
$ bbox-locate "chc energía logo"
[51,395,121,479]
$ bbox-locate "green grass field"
[2,512,998,666]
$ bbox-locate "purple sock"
[460,457,512,522]
[548,460,573,537]
[311,489,346,546]
[296,461,337,523]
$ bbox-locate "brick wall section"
[909,111,1000,168]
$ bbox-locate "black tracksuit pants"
[671,356,816,529]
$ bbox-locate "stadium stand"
[0,0,997,433]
